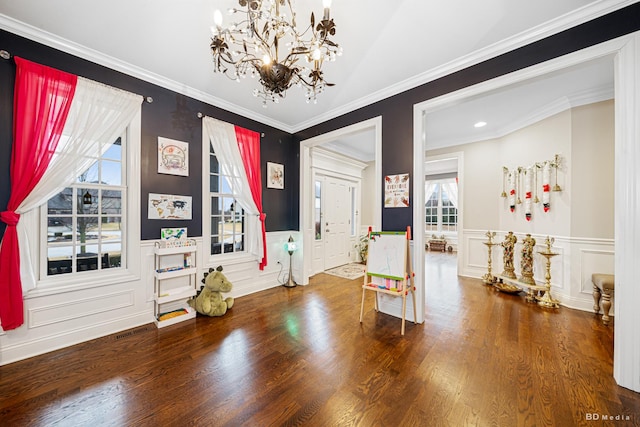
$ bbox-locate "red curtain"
[0,57,77,330]
[234,126,267,270]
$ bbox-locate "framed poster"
[384,174,410,207]
[267,162,284,189]
[158,137,189,176]
[148,193,192,220]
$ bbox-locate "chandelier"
[210,0,341,106]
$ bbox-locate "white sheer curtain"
[202,117,264,263]
[425,181,438,203]
[19,77,142,292]
[442,180,458,209]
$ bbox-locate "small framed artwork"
[158,137,189,176]
[267,162,284,189]
[161,227,187,240]
[148,193,192,220]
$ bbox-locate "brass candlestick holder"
[482,231,496,285]
[537,236,560,308]
[552,154,562,192]
[501,167,508,198]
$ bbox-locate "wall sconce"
[82,190,93,205]
[283,235,298,288]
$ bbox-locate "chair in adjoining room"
[592,273,615,325]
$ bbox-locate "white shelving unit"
[153,240,198,328]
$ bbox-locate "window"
[44,135,126,277]
[425,179,458,233]
[314,180,322,240]
[208,145,246,256]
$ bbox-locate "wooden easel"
[359,226,417,335]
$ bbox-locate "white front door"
[324,176,351,270]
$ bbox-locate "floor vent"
[114,325,151,340]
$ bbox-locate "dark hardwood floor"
[1,252,638,426]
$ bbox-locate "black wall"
[0,30,299,241]
[293,3,640,231]
[2,4,640,240]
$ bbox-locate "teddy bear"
[188,266,234,316]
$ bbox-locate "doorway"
[412,33,640,391]
[311,172,358,273]
[300,117,383,285]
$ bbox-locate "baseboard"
[0,311,152,366]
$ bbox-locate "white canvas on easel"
[359,227,417,335]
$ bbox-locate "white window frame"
[202,133,251,266]
[27,110,142,296]
[425,179,458,234]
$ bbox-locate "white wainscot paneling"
[0,256,153,366]
[28,290,134,329]
[565,243,614,314]
[459,230,612,314]
[199,231,302,299]
[579,249,614,294]
[461,231,492,278]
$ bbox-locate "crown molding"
[290,0,635,133]
[1,0,634,135]
[427,85,614,150]
[0,14,294,133]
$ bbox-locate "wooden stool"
[592,273,615,325]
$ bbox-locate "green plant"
[355,234,369,263]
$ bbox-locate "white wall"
[361,161,376,229]
[430,101,614,313]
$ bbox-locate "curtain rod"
[1,49,153,103]
[197,113,265,137]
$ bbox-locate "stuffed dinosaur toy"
[188,266,234,316]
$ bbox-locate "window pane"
[209,146,245,257]
[77,246,99,271]
[78,161,99,184]
[350,188,356,236]
[47,245,73,276]
[102,191,122,215]
[211,197,222,215]
[210,174,220,192]
[211,235,222,254]
[78,217,99,244]
[211,216,222,235]
[48,188,73,215]
[101,160,121,186]
[102,242,122,269]
[102,216,122,241]
[210,153,219,174]
[314,181,322,240]
[221,176,232,194]
[103,138,122,160]
[47,217,74,242]
[78,188,99,214]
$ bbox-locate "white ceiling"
[0,0,631,138]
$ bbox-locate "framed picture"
[267,162,284,189]
[384,174,410,207]
[158,137,189,176]
[148,193,192,220]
